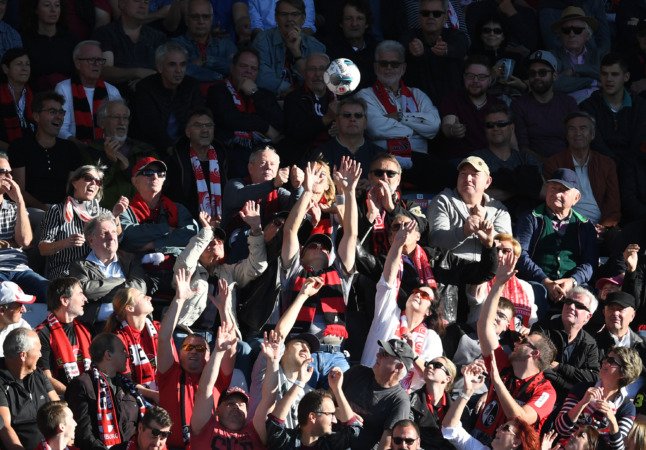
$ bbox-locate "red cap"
[131,157,167,177]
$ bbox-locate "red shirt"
[191,417,266,450]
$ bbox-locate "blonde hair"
[104,288,138,333]
[315,160,336,204]
[626,415,646,450]
[437,357,457,392]
[495,233,521,257]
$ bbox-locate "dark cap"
[285,332,320,353]
[212,227,226,241]
[131,157,167,177]
[378,338,416,371]
[218,386,250,405]
[303,233,333,253]
[546,168,579,190]
[605,291,636,309]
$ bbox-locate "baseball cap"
[378,338,416,371]
[546,168,579,190]
[218,386,250,405]
[285,332,320,353]
[457,156,490,176]
[303,233,333,253]
[0,282,36,306]
[605,291,636,309]
[131,157,167,177]
[595,274,624,291]
[528,50,558,72]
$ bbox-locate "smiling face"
[480,20,504,49]
[283,339,311,365]
[405,287,433,317]
[604,303,636,336]
[2,54,30,86]
[463,63,491,98]
[179,335,209,374]
[566,116,594,151]
[72,169,102,202]
[340,4,368,40]
[34,99,65,138]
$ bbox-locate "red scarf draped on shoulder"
[117,319,159,387]
[129,193,179,228]
[0,83,33,142]
[71,75,107,142]
[397,245,437,290]
[372,80,419,160]
[487,275,532,329]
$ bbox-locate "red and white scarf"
[396,315,428,390]
[63,196,101,223]
[372,80,419,161]
[39,313,92,382]
[224,78,256,146]
[487,275,532,329]
[118,319,158,388]
[397,245,437,290]
[129,194,179,228]
[189,146,222,218]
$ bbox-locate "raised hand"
[215,321,238,352]
[392,219,416,248]
[327,366,344,391]
[581,386,604,405]
[112,196,130,217]
[462,362,486,394]
[308,199,322,226]
[208,278,230,311]
[494,245,518,284]
[290,165,304,189]
[297,356,314,384]
[624,243,640,273]
[333,156,362,192]
[174,267,195,301]
[303,162,320,193]
[260,330,283,364]
[299,276,324,298]
[476,219,495,248]
[274,167,290,188]
[199,211,212,229]
[240,200,261,230]
[541,430,559,450]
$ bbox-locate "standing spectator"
[0,48,34,149]
[0,282,34,357]
[35,401,77,450]
[0,0,21,61]
[111,406,172,450]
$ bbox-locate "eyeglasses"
[77,57,107,65]
[190,122,214,129]
[482,26,503,35]
[390,221,413,232]
[420,9,444,18]
[40,108,66,116]
[562,26,585,35]
[464,73,490,81]
[425,360,449,375]
[498,423,516,436]
[0,169,12,176]
[146,425,171,439]
[411,288,433,301]
[528,69,553,78]
[516,336,538,351]
[137,169,167,178]
[106,114,130,121]
[315,411,336,417]
[182,344,208,353]
[188,13,212,21]
[602,355,624,369]
[563,297,591,312]
[341,112,365,119]
[393,437,418,445]
[370,169,399,178]
[376,60,403,69]
[485,121,512,129]
[277,10,303,18]
[81,174,103,186]
[496,246,513,254]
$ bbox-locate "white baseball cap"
[0,282,36,306]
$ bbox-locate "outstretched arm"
[328,367,355,422]
[382,221,416,285]
[157,268,193,374]
[253,330,285,443]
[274,277,323,339]
[335,157,361,273]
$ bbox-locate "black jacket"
[409,387,457,450]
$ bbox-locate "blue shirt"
[0,21,22,61]
[172,34,236,81]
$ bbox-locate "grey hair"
[73,40,102,61]
[67,165,105,201]
[306,53,330,66]
[155,42,188,68]
[568,286,599,314]
[375,40,405,62]
[97,99,130,127]
[4,328,36,358]
[0,151,8,162]
[249,146,279,164]
[84,212,118,240]
[420,0,449,11]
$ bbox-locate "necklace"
[473,96,488,110]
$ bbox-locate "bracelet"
[291,379,305,388]
[458,391,471,401]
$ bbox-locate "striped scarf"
[0,83,33,143]
[63,196,101,223]
[224,78,255,147]
[397,245,437,290]
[118,319,158,387]
[486,275,532,329]
[71,75,107,142]
[189,146,222,218]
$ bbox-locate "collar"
[0,198,10,210]
[86,250,119,266]
[602,89,632,110]
[571,151,590,168]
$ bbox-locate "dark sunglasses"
[485,121,512,129]
[81,174,102,186]
[516,335,538,351]
[182,344,207,353]
[393,437,418,445]
[528,69,553,78]
[411,288,433,301]
[0,169,12,176]
[376,60,403,69]
[341,112,365,119]
[390,221,414,232]
[425,360,449,375]
[562,26,585,35]
[603,355,624,369]
[498,423,516,435]
[482,26,503,35]
[563,297,590,312]
[147,426,171,439]
[370,169,399,178]
[420,9,444,18]
[138,169,167,178]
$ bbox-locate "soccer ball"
[324,58,361,96]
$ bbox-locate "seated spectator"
[551,7,601,104]
[531,286,600,401]
[82,99,158,209]
[616,0,646,49]
[402,0,469,106]
[511,50,578,160]
[61,0,112,41]
[473,104,542,219]
[252,0,325,97]
[581,53,646,167]
[22,0,76,92]
[390,419,426,450]
[0,281,34,357]
[39,165,127,279]
[8,91,82,211]
[93,0,167,93]
[69,213,148,330]
[207,48,284,179]
[36,277,91,396]
[622,243,646,331]
[0,1,21,62]
[625,21,646,100]
[554,346,642,449]
[594,291,646,360]
[35,401,77,450]
[111,406,172,450]
[65,332,146,449]
[427,156,512,262]
[472,251,557,445]
[250,0,316,36]
[314,97,382,171]
[55,40,122,145]
[165,108,225,221]
[282,53,335,166]
[544,111,621,234]
[0,153,48,301]
[266,366,362,448]
[516,169,597,307]
[132,42,203,154]
[625,415,646,450]
[172,0,237,82]
[105,288,159,404]
[0,48,34,149]
[342,338,414,450]
[0,328,58,450]
[324,0,376,92]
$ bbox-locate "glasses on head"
[188,13,212,21]
[563,297,591,312]
[277,10,303,18]
[137,169,167,178]
[41,108,66,116]
[464,73,490,81]
[562,26,585,35]
[482,26,503,35]
[0,169,12,176]
[602,355,624,369]
[420,9,444,18]
[425,360,449,375]
[190,122,214,129]
[376,60,403,69]
[182,343,208,353]
[146,425,171,439]
[341,112,365,119]
[77,57,107,65]
[516,335,538,351]
[315,411,336,417]
[528,69,553,78]
[370,169,399,178]
[498,423,516,435]
[393,437,418,445]
[411,288,433,302]
[485,121,512,129]
[80,174,102,186]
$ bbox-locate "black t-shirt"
[37,321,80,384]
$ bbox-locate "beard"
[530,79,553,95]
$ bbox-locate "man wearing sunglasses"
[390,419,422,450]
[111,405,172,450]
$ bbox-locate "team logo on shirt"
[482,400,499,427]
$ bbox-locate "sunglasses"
[78,57,107,65]
[411,288,433,301]
[516,336,538,351]
[370,169,399,178]
[81,174,102,186]
[528,69,553,78]
[182,344,207,353]
[482,26,503,35]
[376,60,403,69]
[485,121,512,129]
[138,169,167,178]
[562,26,585,35]
[420,9,444,18]
[498,423,516,435]
[603,355,624,369]
[305,242,329,252]
[425,360,449,375]
[393,437,418,445]
[563,297,590,312]
[341,112,365,119]
[464,73,490,81]
[0,169,12,176]
[147,426,171,439]
[390,221,414,232]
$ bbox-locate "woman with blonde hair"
[625,415,646,450]
[306,159,339,237]
[105,287,160,403]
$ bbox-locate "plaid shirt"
[0,199,29,271]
